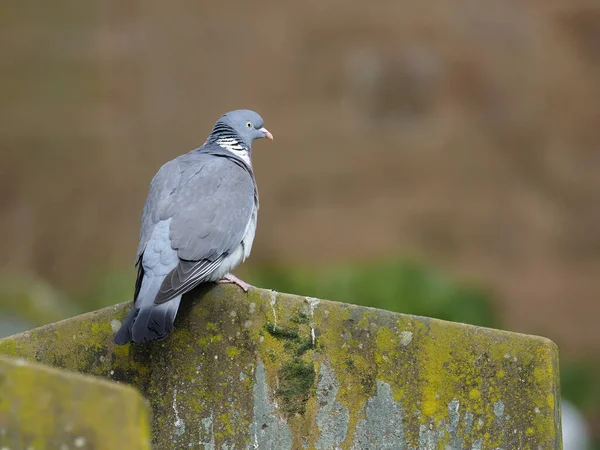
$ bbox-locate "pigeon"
[114,109,273,345]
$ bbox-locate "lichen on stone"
[0,284,561,449]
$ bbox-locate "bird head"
[211,109,273,148]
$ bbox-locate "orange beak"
[260,127,273,140]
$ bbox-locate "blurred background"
[1,1,599,447]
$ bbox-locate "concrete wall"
[0,285,561,449]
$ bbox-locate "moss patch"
[264,322,299,340]
[265,321,314,357]
[290,311,310,324]
[277,357,316,416]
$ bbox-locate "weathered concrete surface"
[0,355,150,450]
[0,285,561,449]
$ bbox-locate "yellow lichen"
[469,388,481,400]
[226,347,241,358]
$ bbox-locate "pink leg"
[218,273,252,292]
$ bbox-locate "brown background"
[1,0,599,364]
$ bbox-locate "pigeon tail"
[113,307,139,344]
[114,274,182,344]
[131,295,182,343]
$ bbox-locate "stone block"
[0,285,561,449]
[0,355,150,450]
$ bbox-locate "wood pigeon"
[114,109,273,344]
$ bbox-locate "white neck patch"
[216,137,251,166]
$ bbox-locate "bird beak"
[260,127,273,140]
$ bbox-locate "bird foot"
[218,273,252,292]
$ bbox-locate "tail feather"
[114,307,139,345]
[131,297,182,343]
[114,274,182,344]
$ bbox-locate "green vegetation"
[247,259,499,328]
[265,322,300,340]
[276,358,316,416]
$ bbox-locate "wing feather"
[152,151,256,304]
[154,258,224,304]
[135,159,181,265]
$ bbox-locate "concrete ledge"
[0,355,150,450]
[0,284,561,449]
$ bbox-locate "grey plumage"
[114,110,272,344]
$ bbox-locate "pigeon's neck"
[207,123,252,166]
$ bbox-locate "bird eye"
[246,121,253,128]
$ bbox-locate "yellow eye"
[246,121,253,128]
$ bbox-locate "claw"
[218,273,252,292]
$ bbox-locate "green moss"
[226,346,241,358]
[290,311,309,324]
[264,318,314,357]
[264,322,299,340]
[294,337,314,356]
[276,357,316,416]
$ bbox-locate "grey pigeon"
[114,109,273,345]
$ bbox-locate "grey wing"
[154,157,256,304]
[135,159,181,266]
